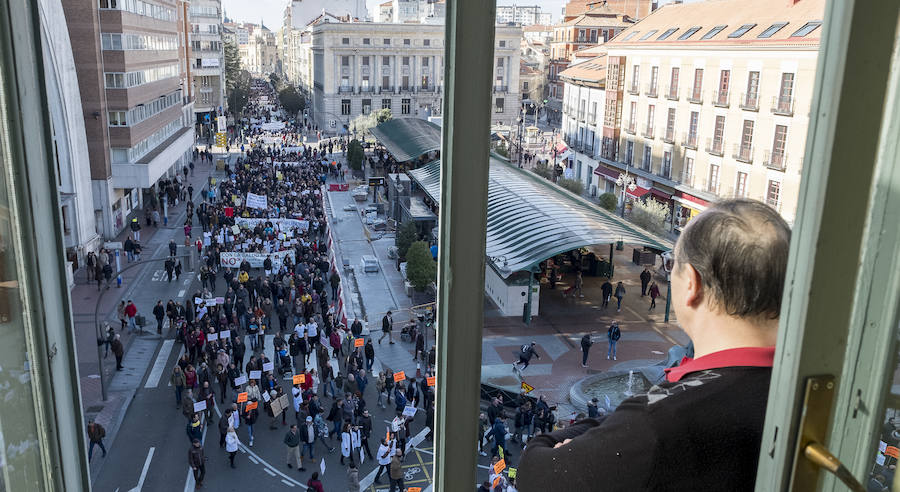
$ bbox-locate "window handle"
[802,442,865,492]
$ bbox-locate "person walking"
[130,217,141,241]
[111,334,125,370]
[124,300,138,333]
[601,278,613,309]
[512,341,541,374]
[649,281,661,311]
[614,282,626,313]
[86,420,107,462]
[218,408,231,448]
[607,321,621,360]
[186,413,203,443]
[374,438,395,484]
[388,449,404,492]
[640,268,652,296]
[171,366,186,408]
[378,311,394,345]
[565,269,584,298]
[153,300,165,334]
[225,426,239,468]
[188,438,205,488]
[306,472,324,492]
[580,333,593,367]
[284,424,305,471]
[340,422,353,466]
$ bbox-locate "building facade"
[559,57,607,197]
[564,0,655,21]
[239,24,278,75]
[189,0,225,125]
[62,0,196,238]
[287,0,368,28]
[308,23,522,131]
[496,5,552,26]
[572,0,824,227]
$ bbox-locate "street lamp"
[516,113,525,168]
[616,171,637,218]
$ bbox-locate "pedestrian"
[649,281,661,311]
[188,438,205,488]
[124,300,138,333]
[389,449,404,492]
[284,424,305,471]
[512,341,540,374]
[111,334,124,370]
[607,321,621,360]
[565,269,584,298]
[153,300,165,334]
[171,366,186,408]
[614,281,626,312]
[305,472,324,492]
[601,278,613,309]
[86,420,107,462]
[490,417,507,458]
[130,217,141,241]
[225,426,239,468]
[186,413,203,443]
[640,267,652,296]
[374,437,395,484]
[219,408,232,447]
[103,324,115,358]
[580,332,593,367]
[378,310,394,345]
[243,399,259,447]
[347,462,360,492]
[587,397,601,419]
[117,300,127,331]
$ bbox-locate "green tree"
[395,220,418,258]
[630,198,669,236]
[374,108,392,124]
[347,139,364,171]
[406,241,436,291]
[598,192,618,212]
[223,40,241,91]
[558,178,584,196]
[278,86,305,116]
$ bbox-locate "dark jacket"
[188,445,204,468]
[284,430,301,448]
[581,334,593,350]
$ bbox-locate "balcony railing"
[359,86,376,93]
[740,93,759,111]
[624,119,636,134]
[338,86,354,93]
[493,85,508,92]
[419,85,436,92]
[706,137,724,156]
[379,86,394,94]
[588,113,597,125]
[712,90,730,107]
[687,89,704,104]
[399,86,413,92]
[662,128,675,143]
[578,111,586,122]
[666,85,679,100]
[682,131,698,149]
[772,96,794,116]
[644,83,658,98]
[732,143,754,163]
[764,150,787,171]
[628,83,640,95]
[642,126,655,139]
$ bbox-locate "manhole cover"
[86,405,104,413]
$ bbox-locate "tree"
[630,198,669,236]
[395,220,417,258]
[406,241,436,292]
[269,72,281,89]
[223,40,241,91]
[278,86,305,116]
[598,192,618,212]
[557,178,584,196]
[350,108,393,138]
[374,108,392,124]
[532,161,553,180]
[347,139,364,171]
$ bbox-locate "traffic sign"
[521,381,534,394]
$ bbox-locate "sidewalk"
[73,152,228,480]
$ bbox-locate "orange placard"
[237,392,248,403]
[493,458,506,474]
[408,488,422,492]
[427,376,436,387]
[393,371,406,383]
[245,401,258,411]
[293,374,306,385]
[354,337,364,348]
[492,476,502,488]
[386,430,391,442]
[886,446,900,458]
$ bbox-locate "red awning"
[676,191,710,207]
[626,186,651,199]
[593,166,620,180]
[554,142,569,154]
[650,188,672,201]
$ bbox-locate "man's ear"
[682,263,704,309]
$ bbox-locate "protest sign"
[237,392,248,403]
[393,371,406,383]
[292,374,306,385]
[262,362,274,372]
[249,370,262,380]
[246,192,268,210]
[193,401,207,412]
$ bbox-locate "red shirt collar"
[664,346,775,382]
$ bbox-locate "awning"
[370,118,442,162]
[557,150,573,161]
[626,186,651,199]
[673,194,709,212]
[594,166,620,182]
[650,188,672,201]
[408,156,672,278]
[554,142,568,154]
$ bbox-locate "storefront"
[672,192,711,232]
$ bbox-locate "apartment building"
[239,24,278,75]
[496,5,552,26]
[564,0,655,21]
[586,0,824,227]
[189,0,225,124]
[308,23,522,131]
[285,0,367,28]
[63,0,195,237]
[559,56,607,197]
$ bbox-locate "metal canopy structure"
[409,157,673,278]
[370,118,442,162]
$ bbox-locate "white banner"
[234,217,309,232]
[219,250,292,270]
[246,193,268,210]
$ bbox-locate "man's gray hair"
[674,199,791,319]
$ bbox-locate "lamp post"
[516,107,526,168]
[616,169,637,218]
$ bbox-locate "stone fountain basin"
[569,370,653,414]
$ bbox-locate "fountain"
[624,370,635,397]
[569,369,652,413]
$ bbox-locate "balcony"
[493,85,508,93]
[740,93,759,111]
[687,90,704,104]
[706,137,724,156]
[764,150,788,171]
[419,86,436,92]
[732,143,754,163]
[644,83,658,98]
[379,86,394,94]
[662,128,675,143]
[577,111,586,122]
[623,119,636,134]
[772,96,794,116]
[712,90,730,107]
[682,132,698,149]
[666,85,679,100]
[359,86,376,93]
[642,126,655,139]
[628,83,640,95]
[399,86,413,93]
[338,86,354,94]
[588,113,597,125]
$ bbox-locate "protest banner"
[219,250,292,269]
[234,217,309,232]
[402,406,417,417]
[246,192,268,210]
[427,376,436,387]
